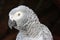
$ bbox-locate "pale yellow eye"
[14,11,23,17]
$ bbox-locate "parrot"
[8,5,53,40]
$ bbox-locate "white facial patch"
[9,11,23,21]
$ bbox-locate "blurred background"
[0,0,60,40]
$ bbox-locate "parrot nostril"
[11,17,13,18]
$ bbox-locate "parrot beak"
[8,19,17,29]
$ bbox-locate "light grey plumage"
[8,5,53,40]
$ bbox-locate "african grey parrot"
[8,5,53,40]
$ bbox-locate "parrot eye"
[18,13,20,16]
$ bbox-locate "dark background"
[0,0,60,40]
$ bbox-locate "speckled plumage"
[8,5,53,40]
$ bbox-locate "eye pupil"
[18,13,20,16]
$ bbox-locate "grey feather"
[8,5,53,40]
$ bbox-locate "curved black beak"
[8,19,17,29]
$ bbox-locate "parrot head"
[8,5,36,31]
